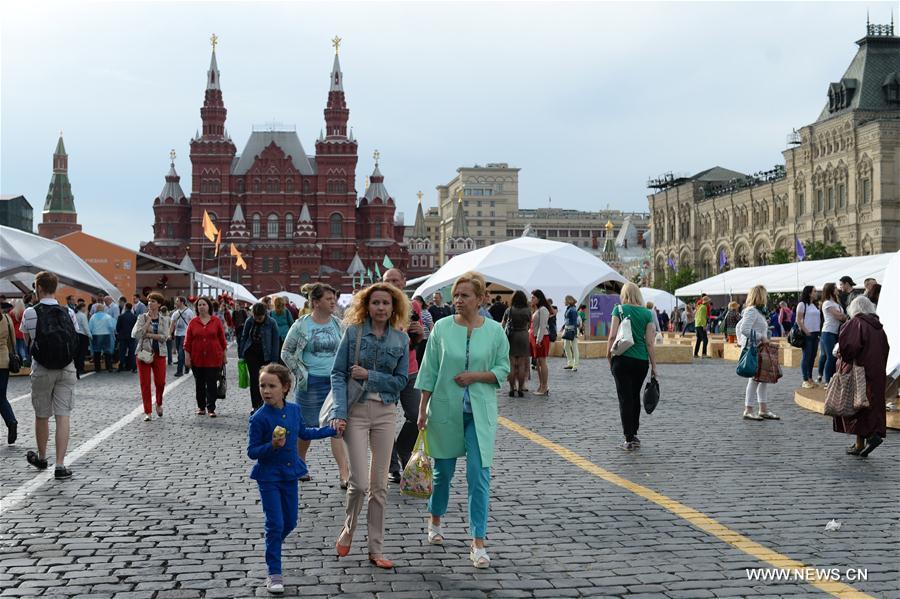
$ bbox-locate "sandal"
[846,444,864,456]
[427,521,444,545]
[743,412,763,421]
[208,411,217,418]
[196,409,207,416]
[368,555,394,569]
[470,546,491,569]
[759,411,780,420]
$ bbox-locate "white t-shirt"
[822,300,843,334]
[797,302,821,333]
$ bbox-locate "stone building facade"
[649,23,900,284]
[405,163,650,279]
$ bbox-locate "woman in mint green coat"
[416,272,510,569]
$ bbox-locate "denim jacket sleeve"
[329,325,353,420]
[366,330,409,395]
[247,416,276,460]
[266,319,281,363]
[281,318,308,385]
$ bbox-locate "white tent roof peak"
[414,237,626,305]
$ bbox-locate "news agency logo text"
[746,568,868,582]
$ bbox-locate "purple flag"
[667,257,678,273]
[795,238,806,262]
[718,249,727,270]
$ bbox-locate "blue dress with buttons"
[247,402,336,575]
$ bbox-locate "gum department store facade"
[649,23,900,284]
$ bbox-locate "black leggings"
[694,327,708,356]
[193,367,219,412]
[610,355,649,442]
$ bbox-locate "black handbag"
[642,376,659,414]
[216,365,227,399]
[787,325,805,348]
[5,316,20,374]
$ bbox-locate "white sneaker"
[266,576,284,595]
[802,381,815,389]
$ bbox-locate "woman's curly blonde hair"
[343,282,410,329]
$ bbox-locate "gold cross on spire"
[331,35,342,54]
[373,149,380,165]
[210,33,218,51]
[417,191,423,203]
[169,149,177,162]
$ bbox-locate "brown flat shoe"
[368,555,393,569]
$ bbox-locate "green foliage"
[769,248,791,264]
[803,240,849,261]
[660,266,697,295]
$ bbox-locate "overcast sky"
[1,1,892,249]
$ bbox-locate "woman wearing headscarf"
[416,272,510,568]
[270,296,294,351]
[835,296,889,457]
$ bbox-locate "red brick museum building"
[140,39,408,296]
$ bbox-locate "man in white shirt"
[169,296,195,377]
[22,271,78,480]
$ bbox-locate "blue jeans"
[0,368,17,428]
[801,331,820,382]
[175,335,186,373]
[15,339,29,366]
[294,374,330,425]
[820,332,839,384]
[428,412,491,539]
[257,479,298,575]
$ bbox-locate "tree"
[769,248,791,264]
[803,240,849,261]
[660,266,697,295]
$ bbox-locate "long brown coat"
[833,313,889,437]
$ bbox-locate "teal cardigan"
[415,315,510,467]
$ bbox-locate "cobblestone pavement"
[1,352,897,598]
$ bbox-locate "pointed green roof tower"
[38,132,81,239]
[45,134,76,213]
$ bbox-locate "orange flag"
[214,229,222,257]
[202,210,219,243]
[230,243,247,269]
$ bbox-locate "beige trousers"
[339,398,396,555]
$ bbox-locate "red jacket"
[183,316,227,368]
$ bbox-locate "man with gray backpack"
[22,271,79,479]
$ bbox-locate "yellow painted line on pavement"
[499,416,871,599]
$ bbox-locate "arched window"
[272,258,280,273]
[267,214,279,239]
[375,222,383,238]
[252,214,261,238]
[303,180,311,193]
[285,179,294,193]
[330,213,343,237]
[267,178,279,193]
[253,179,261,193]
[236,179,245,194]
[284,213,293,238]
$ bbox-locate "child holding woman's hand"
[247,364,336,595]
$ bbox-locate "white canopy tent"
[337,293,354,308]
[264,291,307,309]
[876,250,899,377]
[414,237,627,304]
[0,225,125,299]
[640,288,685,314]
[193,272,258,305]
[675,253,895,297]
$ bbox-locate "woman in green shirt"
[416,271,510,569]
[606,283,658,451]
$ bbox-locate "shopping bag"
[753,343,782,383]
[736,331,758,378]
[216,366,227,399]
[319,390,336,427]
[400,430,433,499]
[237,359,249,389]
[642,376,659,414]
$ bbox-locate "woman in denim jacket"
[329,282,409,569]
